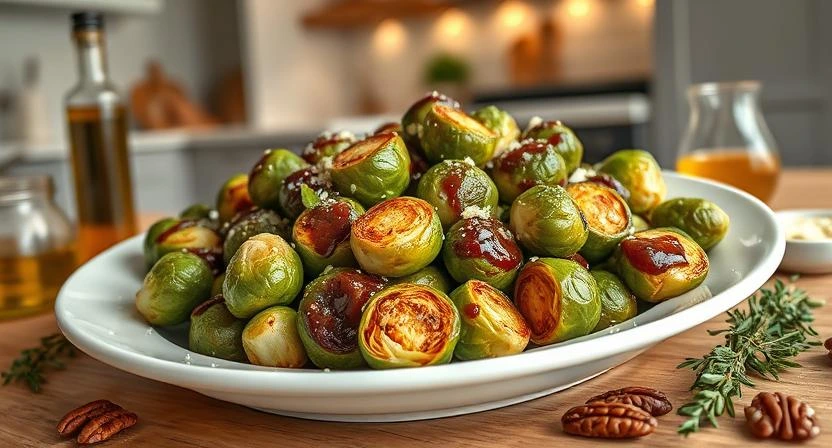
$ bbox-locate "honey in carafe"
[676,149,780,202]
[0,247,76,319]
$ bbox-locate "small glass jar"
[0,176,76,319]
[676,81,781,203]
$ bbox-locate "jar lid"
[71,11,104,32]
[0,175,53,202]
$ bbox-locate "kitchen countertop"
[0,169,829,447]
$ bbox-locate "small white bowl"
[776,209,832,274]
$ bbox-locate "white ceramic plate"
[56,172,784,422]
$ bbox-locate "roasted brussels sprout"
[442,216,523,291]
[358,283,460,368]
[350,197,443,277]
[416,159,498,229]
[135,252,213,326]
[585,173,630,202]
[472,105,520,157]
[632,215,650,232]
[491,139,568,203]
[522,120,584,174]
[450,280,529,360]
[374,121,403,135]
[513,258,601,345]
[179,204,213,221]
[390,265,453,294]
[146,220,223,272]
[249,149,309,211]
[302,131,356,164]
[564,253,590,270]
[223,209,289,264]
[242,306,307,368]
[509,185,588,257]
[401,91,460,154]
[277,166,334,220]
[293,197,365,277]
[223,233,304,318]
[596,149,667,214]
[616,228,709,302]
[297,268,386,369]
[590,270,637,331]
[143,217,178,269]
[330,133,411,207]
[421,104,498,166]
[210,272,225,297]
[216,173,254,223]
[650,198,729,250]
[189,296,247,362]
[566,182,632,263]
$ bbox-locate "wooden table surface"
[1,169,831,447]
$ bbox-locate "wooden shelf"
[302,0,453,29]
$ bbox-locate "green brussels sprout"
[148,220,223,272]
[135,252,213,326]
[491,139,569,203]
[590,270,637,332]
[509,185,588,257]
[442,216,523,291]
[632,214,650,232]
[330,133,411,207]
[248,149,309,211]
[179,204,213,220]
[374,121,402,135]
[189,296,247,362]
[416,159,498,229]
[143,217,178,269]
[450,280,530,360]
[277,167,334,220]
[650,198,729,250]
[216,173,254,223]
[223,209,289,264]
[401,91,460,154]
[513,258,601,345]
[522,120,584,174]
[350,197,443,277]
[421,104,498,166]
[297,268,386,369]
[596,149,667,214]
[471,105,520,157]
[302,130,356,164]
[563,253,590,270]
[586,173,631,202]
[616,228,709,302]
[358,283,460,369]
[242,306,307,368]
[223,233,304,318]
[390,265,454,294]
[211,272,225,297]
[565,182,633,263]
[292,197,365,277]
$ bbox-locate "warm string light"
[496,1,533,30]
[432,8,473,51]
[372,19,407,57]
[566,0,591,18]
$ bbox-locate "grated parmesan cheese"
[461,205,491,220]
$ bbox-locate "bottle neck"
[73,30,109,85]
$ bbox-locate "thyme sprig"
[676,278,822,435]
[2,332,76,393]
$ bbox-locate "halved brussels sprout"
[216,173,254,223]
[616,228,709,302]
[491,139,568,203]
[510,185,588,257]
[189,296,247,362]
[566,182,632,263]
[442,217,523,291]
[390,265,454,294]
[596,149,666,214]
[223,233,304,318]
[292,197,365,277]
[472,105,520,157]
[522,120,584,174]
[590,270,637,332]
[330,133,411,207]
[421,104,498,166]
[277,167,334,220]
[374,121,403,135]
[148,220,223,272]
[416,160,498,229]
[513,258,601,345]
[143,217,178,269]
[450,280,530,360]
[136,252,213,326]
[585,173,631,203]
[358,283,460,369]
[302,130,356,164]
[249,149,309,211]
[223,209,289,264]
[632,214,650,232]
[650,198,729,250]
[401,91,460,154]
[179,204,213,221]
[297,268,386,369]
[242,306,307,368]
[350,197,443,277]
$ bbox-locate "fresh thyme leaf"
[676,278,822,435]
[1,332,76,393]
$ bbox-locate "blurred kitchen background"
[0,0,830,217]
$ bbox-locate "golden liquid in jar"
[0,246,76,320]
[676,149,780,202]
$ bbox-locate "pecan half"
[824,337,832,360]
[57,400,122,437]
[585,386,672,416]
[745,392,820,441]
[562,402,657,438]
[76,408,138,445]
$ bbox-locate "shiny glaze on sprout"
[620,234,689,275]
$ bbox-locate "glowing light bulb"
[567,0,590,18]
[372,19,407,56]
[496,1,531,30]
[436,9,470,39]
[637,0,654,7]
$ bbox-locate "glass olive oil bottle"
[65,12,135,261]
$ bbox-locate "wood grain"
[1,169,831,447]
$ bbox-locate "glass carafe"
[676,81,781,202]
